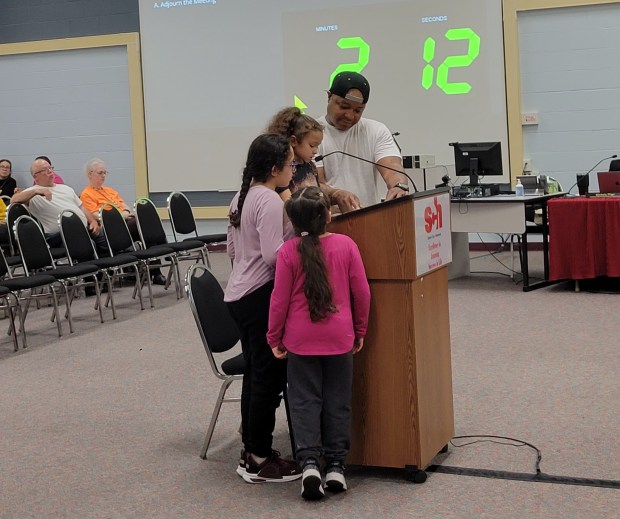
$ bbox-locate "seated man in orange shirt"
[80,158,166,285]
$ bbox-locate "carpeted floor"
[0,250,617,518]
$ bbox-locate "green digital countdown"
[295,27,481,111]
[422,28,481,95]
[329,37,370,86]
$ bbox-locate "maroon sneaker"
[242,450,301,484]
[236,450,250,478]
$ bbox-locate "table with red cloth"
[548,196,620,280]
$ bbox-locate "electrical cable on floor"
[470,233,521,282]
[470,233,507,260]
[450,434,542,474]
[427,434,620,489]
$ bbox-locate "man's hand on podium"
[331,188,361,213]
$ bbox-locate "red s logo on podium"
[424,197,443,233]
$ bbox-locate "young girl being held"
[267,186,371,500]
[266,107,323,198]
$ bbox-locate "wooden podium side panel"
[412,268,455,466]
[348,280,421,468]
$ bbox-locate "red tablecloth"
[548,197,620,280]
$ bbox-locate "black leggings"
[227,280,288,458]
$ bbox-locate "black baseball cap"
[328,71,370,104]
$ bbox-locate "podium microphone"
[315,150,419,193]
[566,153,618,194]
[391,131,402,153]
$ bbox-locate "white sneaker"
[325,462,347,492]
[301,463,324,500]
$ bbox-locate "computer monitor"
[450,141,503,186]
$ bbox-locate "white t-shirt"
[25,184,87,234]
[316,116,401,208]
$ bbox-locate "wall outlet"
[414,154,435,168]
[521,112,539,125]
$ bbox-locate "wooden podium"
[328,188,454,478]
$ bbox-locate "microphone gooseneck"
[315,150,419,193]
[566,153,618,194]
[391,131,402,153]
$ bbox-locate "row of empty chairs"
[0,191,226,351]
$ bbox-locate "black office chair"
[135,197,207,298]
[6,203,31,259]
[167,191,227,268]
[7,203,66,263]
[59,210,145,316]
[186,264,294,460]
[14,215,102,333]
[100,203,176,308]
[0,247,59,351]
[609,159,620,171]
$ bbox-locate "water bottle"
[515,178,524,196]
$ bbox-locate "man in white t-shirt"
[316,71,410,213]
[11,158,107,252]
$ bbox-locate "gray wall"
[0,1,140,204]
[519,3,620,193]
[0,0,226,236]
[0,0,139,44]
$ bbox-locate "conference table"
[548,196,620,280]
[450,192,566,291]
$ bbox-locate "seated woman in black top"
[0,159,18,197]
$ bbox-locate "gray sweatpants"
[287,351,353,467]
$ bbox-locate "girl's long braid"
[229,166,252,228]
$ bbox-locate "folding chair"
[167,191,227,268]
[6,203,31,259]
[100,203,176,308]
[7,203,66,263]
[14,215,102,333]
[59,210,145,316]
[186,264,295,459]
[135,197,206,298]
[0,248,59,351]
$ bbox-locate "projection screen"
[139,0,509,194]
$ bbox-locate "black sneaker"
[152,274,167,286]
[242,451,301,484]
[301,461,324,500]
[236,449,249,478]
[325,461,347,492]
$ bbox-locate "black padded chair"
[167,191,227,268]
[0,283,18,351]
[59,210,145,316]
[186,264,294,459]
[100,203,176,308]
[14,215,102,333]
[7,203,66,263]
[135,197,207,298]
[6,202,30,258]
[0,247,59,351]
